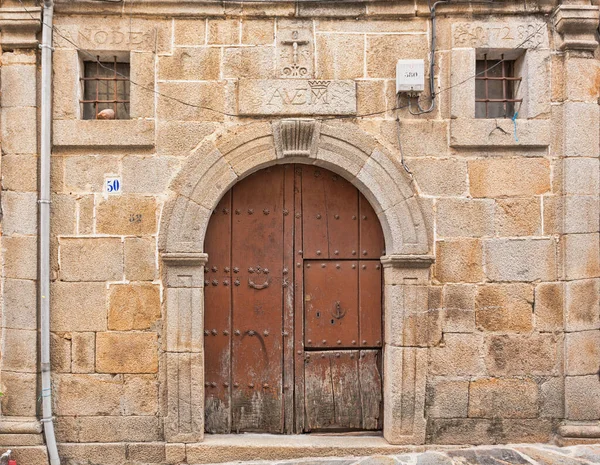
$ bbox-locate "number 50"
[105,178,121,194]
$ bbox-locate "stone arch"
[160,120,429,256]
[159,120,434,446]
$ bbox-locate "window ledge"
[53,119,155,148]
[449,118,551,148]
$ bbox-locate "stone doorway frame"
[159,120,434,445]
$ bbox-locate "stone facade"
[0,0,599,463]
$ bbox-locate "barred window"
[81,57,130,120]
[475,55,522,119]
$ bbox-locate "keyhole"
[316,312,320,318]
[331,319,335,325]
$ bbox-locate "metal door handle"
[332,301,346,319]
[248,277,270,290]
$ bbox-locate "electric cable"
[17,0,549,122]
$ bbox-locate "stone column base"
[556,422,600,446]
[0,416,46,459]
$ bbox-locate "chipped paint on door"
[204,165,384,434]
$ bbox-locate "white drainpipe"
[39,1,60,464]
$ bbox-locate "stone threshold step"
[186,434,458,464]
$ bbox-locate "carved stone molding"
[162,252,208,267]
[0,416,42,434]
[161,122,430,256]
[558,422,600,439]
[553,4,600,52]
[273,119,321,158]
[381,254,435,269]
[0,7,41,50]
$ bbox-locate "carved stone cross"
[281,30,309,77]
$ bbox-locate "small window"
[81,57,130,120]
[475,55,522,119]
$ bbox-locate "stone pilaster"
[162,252,208,443]
[381,254,435,445]
[552,2,600,445]
[0,3,42,451]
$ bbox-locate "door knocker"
[332,301,346,319]
[248,277,270,290]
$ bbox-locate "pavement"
[213,444,600,465]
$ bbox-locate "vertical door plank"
[293,166,305,434]
[323,173,359,259]
[304,352,335,431]
[359,350,383,430]
[359,195,385,258]
[203,192,232,433]
[282,165,295,434]
[359,261,383,348]
[231,167,286,433]
[304,351,362,430]
[304,261,358,349]
[301,166,328,259]
[330,351,362,429]
[302,167,359,259]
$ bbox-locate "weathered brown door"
[204,165,384,434]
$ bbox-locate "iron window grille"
[475,54,522,119]
[81,56,130,120]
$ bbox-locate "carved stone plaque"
[452,22,549,49]
[277,20,314,78]
[53,17,171,53]
[238,80,356,116]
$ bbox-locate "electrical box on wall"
[396,59,425,94]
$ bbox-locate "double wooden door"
[204,165,384,434]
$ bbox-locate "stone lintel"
[553,4,600,52]
[162,252,208,267]
[238,79,356,116]
[0,7,42,50]
[0,416,42,434]
[381,254,435,269]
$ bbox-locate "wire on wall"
[395,117,412,175]
[16,0,548,120]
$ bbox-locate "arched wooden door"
[204,164,384,434]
